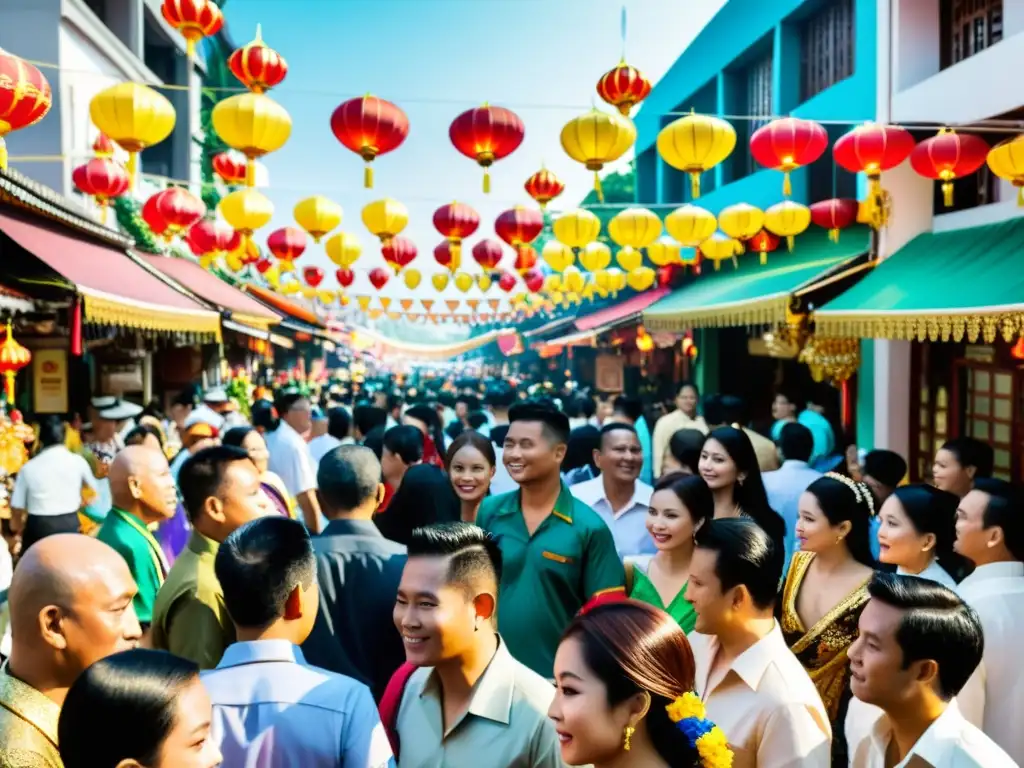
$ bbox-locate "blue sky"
[222,0,725,313]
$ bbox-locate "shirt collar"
[0,662,60,748]
[963,561,1024,581]
[321,518,385,539]
[496,481,576,525]
[869,700,966,767]
[781,459,810,470]
[216,639,305,669]
[582,477,650,519]
[188,530,219,556]
[423,636,517,726]
[728,621,787,691]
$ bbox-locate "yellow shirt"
[0,663,62,768]
[651,409,708,477]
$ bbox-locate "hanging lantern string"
[619,5,628,63]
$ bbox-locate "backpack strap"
[379,662,417,759]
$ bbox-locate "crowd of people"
[0,374,1020,767]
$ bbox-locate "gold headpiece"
[824,471,876,518]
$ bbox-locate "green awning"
[816,217,1024,343]
[643,227,870,331]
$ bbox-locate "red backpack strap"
[379,662,418,759]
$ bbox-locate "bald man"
[0,534,142,767]
[96,445,177,629]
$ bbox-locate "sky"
[220,0,726,332]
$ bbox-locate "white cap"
[96,400,143,421]
[203,387,229,404]
[91,396,118,409]
[183,404,226,431]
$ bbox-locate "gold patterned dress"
[780,551,870,764]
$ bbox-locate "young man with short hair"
[477,401,624,679]
[390,522,562,766]
[381,425,424,495]
[203,516,393,767]
[848,572,1015,767]
[686,517,831,766]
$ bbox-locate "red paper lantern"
[434,241,455,272]
[749,117,829,196]
[303,266,324,288]
[498,271,518,293]
[330,95,409,188]
[514,244,538,275]
[495,206,544,250]
[909,128,989,207]
[524,168,565,209]
[141,194,169,238]
[368,267,390,291]
[267,226,308,262]
[432,202,480,268]
[335,268,355,288]
[0,321,31,404]
[212,151,247,185]
[72,156,130,223]
[145,188,205,240]
[0,47,53,169]
[382,236,417,273]
[596,61,652,117]
[228,25,288,93]
[161,0,223,59]
[833,124,915,186]
[523,269,544,293]
[449,104,525,193]
[255,258,273,274]
[809,199,859,242]
[472,238,504,271]
[186,219,238,258]
[746,229,780,265]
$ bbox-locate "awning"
[0,211,220,338]
[575,288,671,332]
[141,255,281,331]
[533,329,598,356]
[0,283,33,314]
[815,218,1024,342]
[223,319,269,340]
[242,284,326,329]
[522,315,577,339]
[644,227,871,331]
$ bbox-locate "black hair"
[386,392,403,413]
[775,386,801,407]
[404,403,446,454]
[445,421,465,441]
[178,445,255,523]
[804,475,876,567]
[484,381,517,409]
[222,425,257,450]
[563,425,601,474]
[216,516,316,629]
[58,649,199,768]
[667,428,705,476]
[701,393,725,428]
[446,429,496,470]
[362,425,386,460]
[867,572,984,700]
[598,421,639,449]
[719,395,747,426]
[890,484,971,581]
[317,444,382,514]
[694,518,782,610]
[677,381,699,398]
[38,415,66,448]
[565,395,596,420]
[971,478,1024,561]
[940,437,994,479]
[653,474,714,531]
[172,386,200,408]
[375,464,460,545]
[778,422,813,463]
[273,393,307,424]
[863,449,908,489]
[124,423,164,449]
[456,394,481,412]
[383,425,424,465]
[352,405,388,438]
[326,406,351,441]
[612,395,643,423]
[467,410,490,431]
[407,522,503,593]
[508,400,570,445]
[251,399,278,432]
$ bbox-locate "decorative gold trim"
[230,313,277,331]
[645,293,791,331]
[813,311,1024,343]
[82,292,221,340]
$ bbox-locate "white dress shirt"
[308,434,352,465]
[957,560,1024,764]
[897,560,959,591]
[690,622,832,767]
[10,445,97,516]
[762,460,823,571]
[850,700,1016,767]
[570,475,654,558]
[265,421,317,497]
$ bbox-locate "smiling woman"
[445,430,496,523]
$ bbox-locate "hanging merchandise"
[161,0,223,59]
[646,236,681,267]
[227,25,288,93]
[910,128,989,207]
[89,83,175,185]
[212,92,292,186]
[472,239,504,271]
[763,200,811,255]
[449,104,525,193]
[664,204,717,247]
[368,267,390,291]
[553,208,601,249]
[749,117,829,196]
[560,109,636,202]
[331,95,409,188]
[542,241,575,273]
[657,111,736,198]
[302,266,324,288]
[809,198,859,242]
[698,232,743,271]
[325,231,361,268]
[267,226,307,263]
[717,203,765,248]
[596,61,651,117]
[219,188,274,249]
[986,134,1024,205]
[145,188,206,241]
[294,196,342,243]
[404,269,422,290]
[626,266,656,292]
[382,236,417,273]
[514,244,538,274]
[833,123,915,228]
[0,47,53,170]
[746,230,780,264]
[524,167,565,208]
[579,241,612,272]
[362,198,408,246]
[335,268,355,288]
[212,151,248,185]
[72,135,130,224]
[432,202,480,268]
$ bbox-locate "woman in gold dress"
[780,472,876,765]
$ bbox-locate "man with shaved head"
[0,534,142,766]
[96,445,177,630]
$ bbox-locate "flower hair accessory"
[824,471,876,517]
[666,693,733,768]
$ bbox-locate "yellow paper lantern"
[431,273,449,291]
[562,266,585,294]
[608,207,662,249]
[212,93,292,185]
[318,290,336,305]
[764,200,812,254]
[647,236,681,267]
[89,83,175,184]
[361,198,408,245]
[616,246,643,271]
[263,264,281,287]
[280,281,300,295]
[626,266,656,291]
[325,231,361,268]
[605,267,627,295]
[301,285,316,299]
[698,232,743,270]
[664,204,717,247]
[454,272,474,293]
[592,269,610,291]
[578,241,612,272]
[657,111,736,198]
[225,252,244,273]
[357,296,372,311]
[542,241,575,272]
[986,134,1024,206]
[404,269,422,290]
[544,275,563,294]
[219,188,274,246]
[560,108,636,202]
[553,208,601,249]
[294,196,342,243]
[718,203,765,242]
[476,274,493,292]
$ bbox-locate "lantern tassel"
[731,255,738,269]
[594,173,604,203]
[70,295,83,356]
[760,250,768,266]
[942,181,954,207]
[246,158,256,187]
[483,171,491,194]
[690,172,701,199]
[126,152,137,188]
[452,241,461,267]
[186,38,196,59]
[787,235,795,252]
[3,372,13,405]
[0,138,6,170]
[99,203,108,225]
[783,171,792,197]
[713,260,721,271]
[829,228,839,243]
[1017,185,1023,207]
[364,164,373,189]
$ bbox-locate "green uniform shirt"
[477,482,625,678]
[96,507,168,624]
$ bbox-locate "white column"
[873,340,911,454]
[142,352,153,403]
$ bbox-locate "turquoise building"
[635,0,878,441]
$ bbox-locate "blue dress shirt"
[762,460,824,573]
[636,415,654,486]
[771,411,836,466]
[201,640,394,767]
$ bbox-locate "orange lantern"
[0,321,31,404]
[161,0,224,60]
[524,167,565,209]
[0,47,53,169]
[228,25,288,94]
[212,151,248,185]
[596,61,652,116]
[746,230,780,265]
[331,95,409,188]
[267,227,307,263]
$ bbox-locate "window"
[83,0,107,21]
[943,0,1003,67]
[742,54,773,176]
[800,0,855,101]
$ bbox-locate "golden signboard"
[32,349,69,413]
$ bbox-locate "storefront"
[241,285,332,380]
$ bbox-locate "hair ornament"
[824,471,876,518]
[666,693,734,768]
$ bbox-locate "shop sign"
[32,349,69,413]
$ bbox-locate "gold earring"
[623,725,635,751]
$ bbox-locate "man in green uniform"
[477,400,624,678]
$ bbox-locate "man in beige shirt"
[705,395,779,473]
[391,522,564,767]
[651,382,708,478]
[686,518,830,767]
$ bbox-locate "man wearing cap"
[204,386,249,430]
[170,407,225,481]
[87,396,142,468]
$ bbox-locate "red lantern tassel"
[70,296,83,356]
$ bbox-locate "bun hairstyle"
[805,473,877,567]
